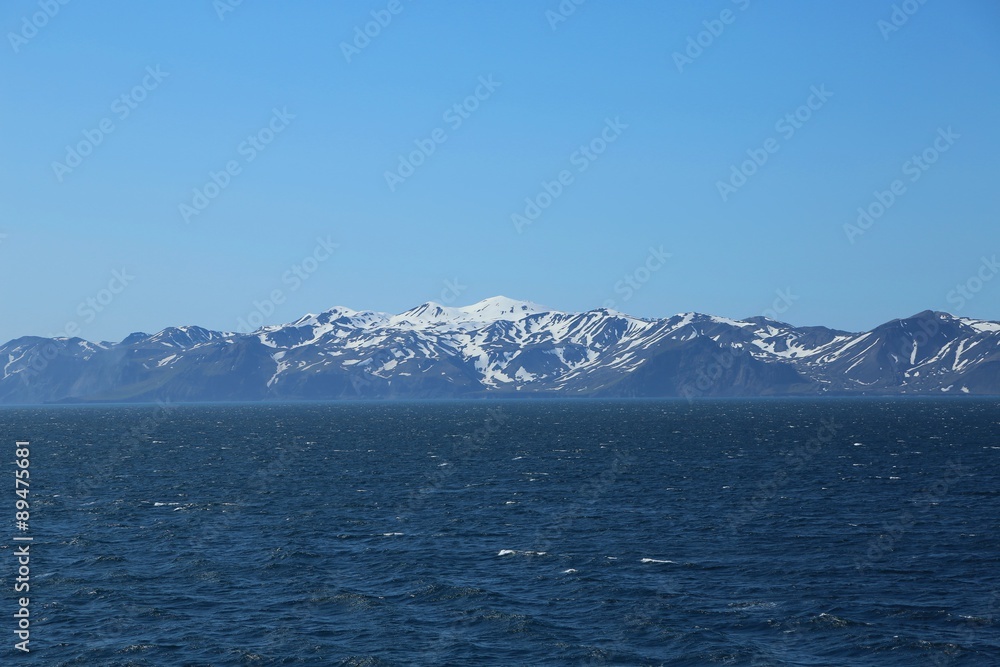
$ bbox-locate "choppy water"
[1,399,998,666]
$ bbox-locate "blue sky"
[2,0,998,343]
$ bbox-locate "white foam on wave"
[382,532,404,537]
[641,558,676,564]
[728,600,778,611]
[563,569,578,574]
[497,549,547,557]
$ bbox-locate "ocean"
[1,399,998,666]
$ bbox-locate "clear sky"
[2,0,998,343]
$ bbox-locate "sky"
[1,0,998,343]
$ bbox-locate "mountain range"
[3,296,998,403]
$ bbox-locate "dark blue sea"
[1,399,998,666]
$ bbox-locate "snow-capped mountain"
[2,297,998,403]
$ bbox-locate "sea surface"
[1,399,998,666]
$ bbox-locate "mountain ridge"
[3,297,998,403]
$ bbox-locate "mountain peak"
[906,310,952,321]
[387,296,554,327]
[394,301,462,323]
[457,296,553,321]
